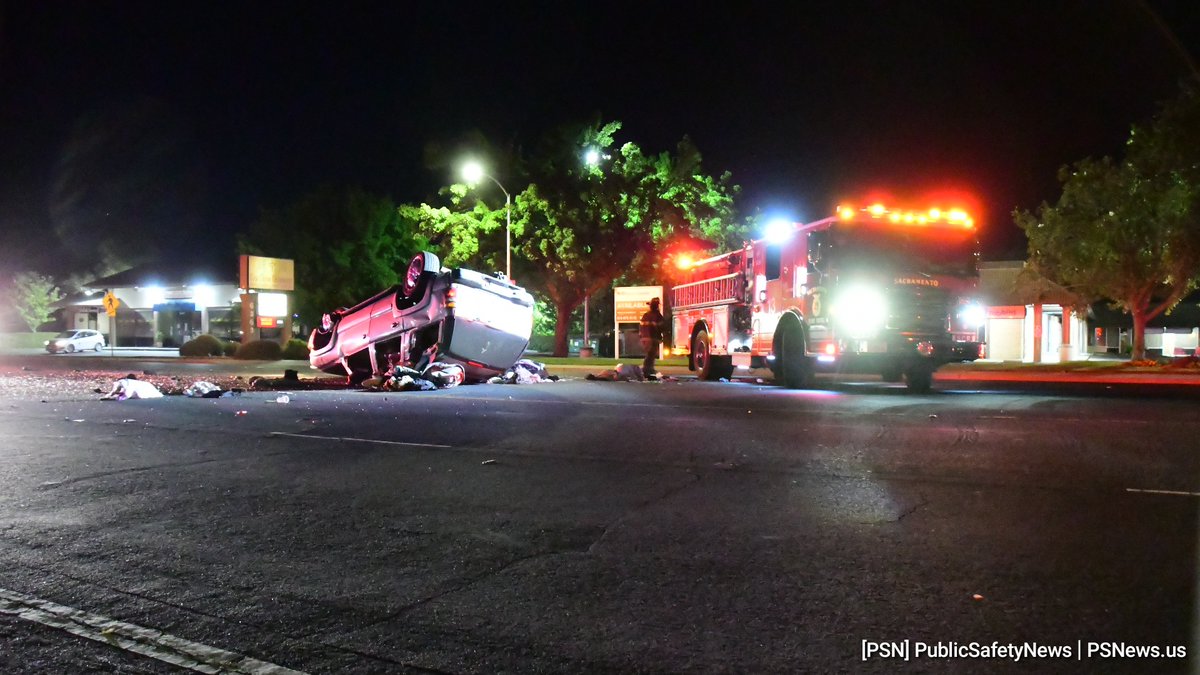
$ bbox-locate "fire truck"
[669,203,986,392]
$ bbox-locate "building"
[55,263,243,347]
[977,260,1200,361]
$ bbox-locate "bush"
[281,338,310,360]
[179,334,224,357]
[527,333,555,354]
[221,341,240,356]
[234,339,283,360]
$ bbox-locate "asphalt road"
[0,371,1196,673]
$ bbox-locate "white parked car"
[45,329,106,353]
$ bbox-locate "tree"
[239,186,428,326]
[6,272,63,331]
[403,120,748,355]
[1014,87,1200,360]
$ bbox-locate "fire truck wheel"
[904,364,934,392]
[775,325,813,389]
[693,329,734,381]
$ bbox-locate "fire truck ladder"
[672,273,743,309]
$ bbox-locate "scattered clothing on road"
[183,381,224,398]
[361,362,467,391]
[487,359,558,384]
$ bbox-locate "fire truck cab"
[670,203,985,392]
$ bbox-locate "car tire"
[94,342,103,352]
[402,253,429,298]
[66,344,76,353]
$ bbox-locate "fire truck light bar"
[837,203,975,229]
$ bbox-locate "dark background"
[1,1,1197,276]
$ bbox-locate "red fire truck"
[669,203,985,391]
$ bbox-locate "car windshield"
[55,331,79,339]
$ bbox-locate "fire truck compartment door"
[709,307,729,353]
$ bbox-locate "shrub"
[221,341,240,356]
[179,334,224,357]
[527,333,555,354]
[234,339,283,360]
[281,338,310,360]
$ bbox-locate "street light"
[461,160,511,279]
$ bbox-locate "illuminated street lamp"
[461,160,511,279]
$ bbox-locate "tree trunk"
[553,299,573,357]
[1131,308,1147,361]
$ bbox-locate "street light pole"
[504,190,511,279]
[462,161,511,279]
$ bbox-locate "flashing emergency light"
[764,218,794,244]
[675,254,694,270]
[958,302,986,329]
[837,203,975,229]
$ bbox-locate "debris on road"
[184,381,224,398]
[487,359,558,384]
[362,362,467,392]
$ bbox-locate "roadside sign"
[614,286,663,323]
[102,292,120,317]
[613,285,663,358]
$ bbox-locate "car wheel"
[66,344,76,353]
[402,254,426,297]
[94,341,103,351]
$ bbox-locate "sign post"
[613,285,663,358]
[239,255,295,344]
[102,291,120,355]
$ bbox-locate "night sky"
[2,1,1197,278]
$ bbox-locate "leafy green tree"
[7,272,63,331]
[404,120,748,355]
[1015,87,1200,360]
[239,186,428,326]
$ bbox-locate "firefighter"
[640,297,665,381]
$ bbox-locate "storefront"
[978,261,1200,361]
[56,264,243,347]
